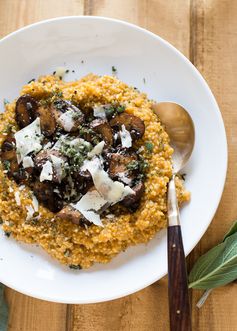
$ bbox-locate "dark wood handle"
[168,225,192,331]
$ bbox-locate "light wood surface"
[1,0,236,330]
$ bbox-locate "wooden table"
[1,1,236,330]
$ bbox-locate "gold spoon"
[152,102,195,331]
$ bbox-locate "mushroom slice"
[110,113,145,139]
[52,99,85,132]
[56,205,82,224]
[36,106,56,137]
[90,119,113,145]
[34,150,66,183]
[121,181,145,211]
[1,134,27,182]
[31,180,63,212]
[108,152,138,180]
[15,94,38,128]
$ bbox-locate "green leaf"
[223,220,237,241]
[0,284,8,331]
[189,231,237,289]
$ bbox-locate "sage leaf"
[189,231,237,289]
[223,220,237,241]
[0,283,8,331]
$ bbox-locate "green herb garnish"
[117,105,126,113]
[145,141,154,153]
[3,98,9,106]
[28,78,35,84]
[112,66,117,74]
[127,160,140,171]
[2,160,10,172]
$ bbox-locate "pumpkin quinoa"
[0,74,190,268]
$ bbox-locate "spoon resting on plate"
[152,102,195,331]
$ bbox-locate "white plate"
[0,16,227,304]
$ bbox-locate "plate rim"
[0,15,228,303]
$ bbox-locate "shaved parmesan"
[71,190,108,226]
[117,172,132,185]
[58,110,75,132]
[51,154,65,182]
[14,191,21,206]
[43,141,52,150]
[120,124,132,148]
[93,106,106,119]
[88,141,105,158]
[14,118,43,163]
[22,156,34,168]
[32,195,39,212]
[40,160,53,182]
[26,205,35,221]
[82,157,134,204]
[9,187,14,193]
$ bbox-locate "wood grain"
[168,226,191,331]
[0,0,236,330]
[189,1,237,330]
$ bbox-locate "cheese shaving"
[14,191,21,206]
[82,157,134,204]
[22,156,34,168]
[40,160,53,182]
[71,190,108,226]
[120,124,132,148]
[93,106,106,119]
[14,117,43,163]
[51,154,64,182]
[32,195,39,212]
[58,110,75,132]
[88,141,105,158]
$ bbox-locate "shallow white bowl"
[0,16,227,304]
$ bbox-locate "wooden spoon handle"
[168,225,192,331]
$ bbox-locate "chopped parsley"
[103,104,125,118]
[2,124,13,133]
[145,141,154,153]
[127,160,140,171]
[3,98,9,106]
[4,231,11,237]
[60,136,92,172]
[28,78,35,84]
[2,160,10,172]
[112,66,117,74]
[64,249,71,257]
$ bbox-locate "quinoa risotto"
[0,74,190,269]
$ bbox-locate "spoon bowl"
[152,102,195,173]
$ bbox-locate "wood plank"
[71,1,191,330]
[0,1,84,330]
[5,289,67,331]
[189,0,237,330]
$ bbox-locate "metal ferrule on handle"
[168,174,180,226]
